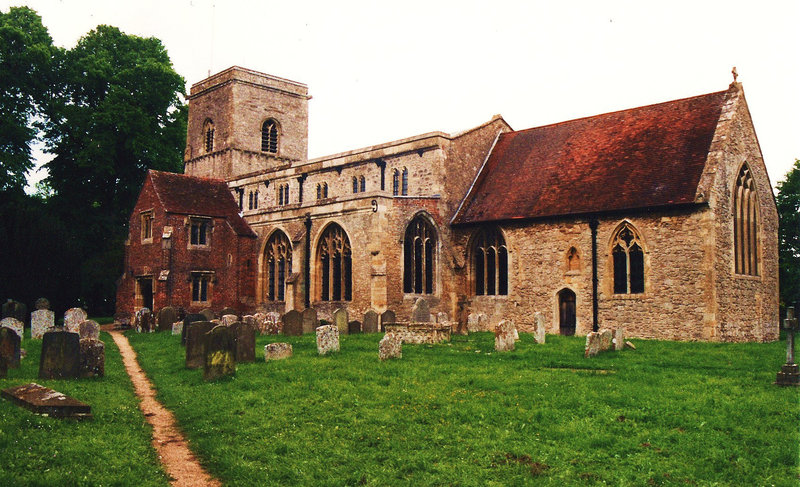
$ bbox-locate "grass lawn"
[128,330,799,486]
[0,329,170,486]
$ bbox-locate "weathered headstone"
[534,312,546,344]
[316,325,340,355]
[265,343,293,361]
[584,332,601,358]
[181,313,206,346]
[221,314,239,327]
[185,321,214,369]
[2,383,91,418]
[363,310,379,333]
[10,301,27,325]
[31,309,55,339]
[613,328,625,351]
[231,321,256,362]
[133,308,152,333]
[199,308,215,321]
[243,315,257,326]
[436,311,449,323]
[467,312,489,332]
[156,306,179,332]
[624,340,636,350]
[379,310,396,332]
[411,298,430,323]
[171,321,184,336]
[219,307,236,318]
[302,308,317,334]
[348,320,362,334]
[333,308,349,335]
[283,310,302,336]
[264,312,282,334]
[78,320,100,340]
[203,325,236,381]
[494,320,516,352]
[79,338,105,378]
[379,334,402,360]
[598,328,613,352]
[0,327,21,369]
[39,331,80,379]
[35,297,50,310]
[0,317,23,339]
[64,308,88,334]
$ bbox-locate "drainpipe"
[304,214,312,309]
[590,219,599,332]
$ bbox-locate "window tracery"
[317,224,352,301]
[472,227,508,295]
[403,216,437,294]
[611,223,644,294]
[734,164,759,275]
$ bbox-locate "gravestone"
[221,314,239,327]
[231,322,256,362]
[11,301,27,325]
[181,313,206,346]
[283,310,302,336]
[363,310,379,333]
[0,327,21,369]
[64,308,88,333]
[171,322,183,336]
[467,312,489,332]
[35,297,50,310]
[2,299,16,318]
[265,343,293,361]
[0,317,23,339]
[436,312,449,323]
[379,334,402,360]
[185,321,214,369]
[2,383,91,419]
[411,298,430,322]
[31,309,55,339]
[78,320,100,340]
[79,338,105,377]
[157,306,179,332]
[203,325,236,381]
[264,312,282,334]
[302,308,318,334]
[316,325,340,355]
[534,312,546,344]
[494,320,516,352]
[379,310,396,332]
[333,308,348,335]
[219,307,236,318]
[199,308,215,321]
[584,332,601,358]
[243,315,257,326]
[598,328,613,351]
[348,321,362,334]
[613,328,625,351]
[134,308,152,333]
[39,331,80,379]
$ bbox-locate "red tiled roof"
[148,170,256,237]
[452,89,731,224]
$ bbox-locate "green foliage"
[128,332,799,486]
[0,7,55,191]
[0,332,169,486]
[776,158,800,308]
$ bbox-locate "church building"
[116,66,778,341]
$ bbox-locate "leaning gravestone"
[411,298,430,323]
[379,310,396,332]
[316,325,340,355]
[265,343,292,361]
[221,314,239,327]
[79,338,105,377]
[534,312,546,344]
[1,317,23,339]
[39,331,80,379]
[231,321,256,362]
[181,313,206,346]
[64,308,88,334]
[157,306,179,332]
[348,321,362,334]
[302,308,317,334]
[379,334,402,360]
[78,320,100,340]
[495,320,516,352]
[35,297,50,310]
[584,332,602,358]
[199,308,215,321]
[0,327,21,369]
[333,308,348,335]
[283,310,302,336]
[363,310,379,333]
[31,309,55,339]
[185,321,215,369]
[203,325,236,381]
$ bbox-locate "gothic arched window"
[403,216,437,294]
[734,164,759,275]
[261,119,279,154]
[203,119,215,153]
[264,231,292,302]
[317,224,352,301]
[611,223,645,294]
[359,175,366,192]
[392,170,400,196]
[352,177,358,194]
[401,167,409,195]
[472,227,508,296]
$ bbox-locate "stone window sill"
[610,293,648,300]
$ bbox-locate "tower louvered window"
[203,119,215,153]
[261,119,279,153]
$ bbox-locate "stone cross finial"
[731,67,738,82]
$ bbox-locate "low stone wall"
[385,322,452,344]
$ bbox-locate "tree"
[0,7,55,191]
[776,158,800,309]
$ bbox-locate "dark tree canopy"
[776,159,800,308]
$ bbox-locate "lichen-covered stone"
[613,328,625,351]
[598,328,613,351]
[264,342,292,361]
[203,325,236,380]
[494,320,516,352]
[31,309,54,339]
[78,320,100,340]
[333,308,348,335]
[411,298,430,323]
[171,321,183,336]
[64,308,87,334]
[316,324,340,355]
[379,334,402,360]
[534,312,546,344]
[585,332,601,358]
[0,317,23,339]
[221,314,238,327]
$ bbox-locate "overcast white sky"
[6,0,799,190]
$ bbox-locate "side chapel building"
[116,66,778,342]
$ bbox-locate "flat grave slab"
[2,383,92,419]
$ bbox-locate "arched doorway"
[558,288,576,336]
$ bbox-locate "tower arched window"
[392,170,400,196]
[352,176,358,194]
[203,119,215,153]
[263,231,292,302]
[317,183,322,200]
[401,167,409,195]
[261,119,279,154]
[248,191,254,210]
[323,182,328,198]
[472,227,508,296]
[360,176,366,192]
[734,164,759,275]
[317,224,352,301]
[403,216,437,294]
[611,222,645,294]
